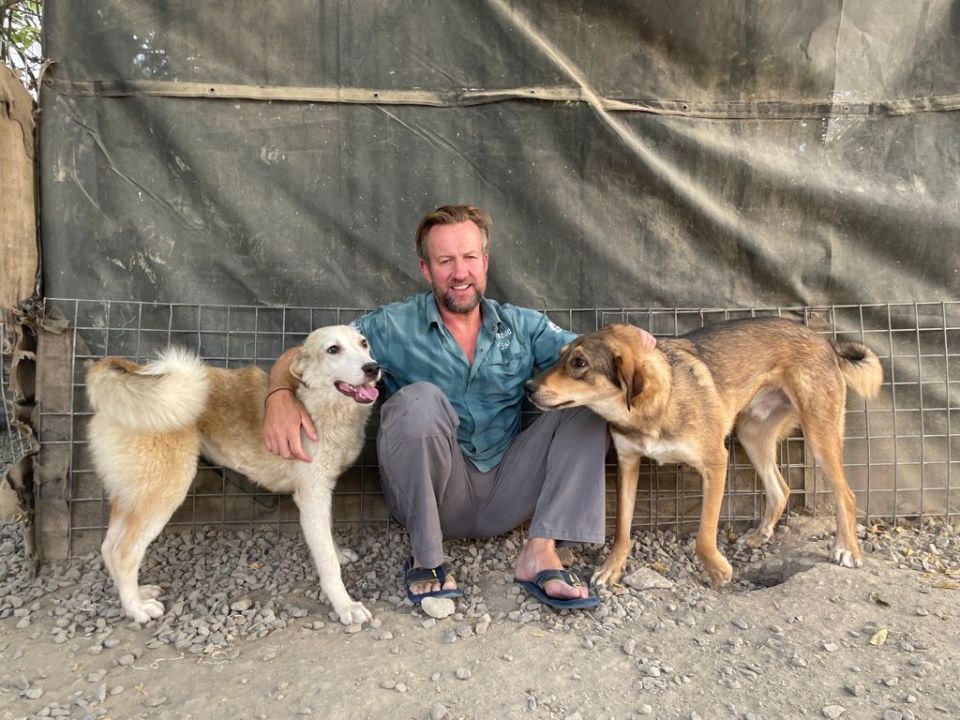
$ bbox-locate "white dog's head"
[291,325,380,404]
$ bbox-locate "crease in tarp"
[61,99,207,233]
[44,78,960,119]
[372,106,500,190]
[485,0,808,301]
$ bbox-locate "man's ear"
[418,258,432,284]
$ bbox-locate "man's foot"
[403,557,463,603]
[513,537,589,602]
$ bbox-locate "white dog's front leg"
[293,480,372,626]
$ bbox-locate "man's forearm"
[268,346,302,394]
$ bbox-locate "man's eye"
[327,345,341,354]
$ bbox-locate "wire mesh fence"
[34,298,960,556]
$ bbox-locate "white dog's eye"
[326,345,341,355]
[360,338,369,349]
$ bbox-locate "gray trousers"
[376,382,607,569]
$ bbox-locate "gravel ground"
[1,515,959,720]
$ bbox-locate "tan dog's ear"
[613,353,639,411]
[611,325,657,411]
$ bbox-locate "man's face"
[419,220,489,314]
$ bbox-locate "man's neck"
[439,306,481,334]
[433,295,483,364]
[433,295,483,334]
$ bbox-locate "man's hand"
[263,388,318,462]
[639,327,656,353]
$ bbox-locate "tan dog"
[525,317,883,587]
[86,325,380,625]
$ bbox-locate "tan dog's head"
[291,325,381,404]
[525,324,663,419]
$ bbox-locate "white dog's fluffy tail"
[86,347,210,433]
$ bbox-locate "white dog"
[86,325,380,625]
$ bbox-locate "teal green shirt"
[353,292,574,472]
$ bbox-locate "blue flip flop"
[516,569,599,610]
[403,557,465,604]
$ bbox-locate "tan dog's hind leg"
[294,477,372,626]
[592,451,641,586]
[696,455,733,585]
[735,408,798,548]
[803,421,863,568]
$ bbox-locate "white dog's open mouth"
[335,381,379,404]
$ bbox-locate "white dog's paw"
[336,546,360,564]
[335,600,372,626]
[125,598,165,624]
[139,585,163,600]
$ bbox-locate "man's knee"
[554,406,609,456]
[558,406,606,435]
[379,382,459,441]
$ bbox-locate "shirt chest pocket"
[486,341,527,377]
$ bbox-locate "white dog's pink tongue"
[355,384,379,403]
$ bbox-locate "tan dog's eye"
[326,345,341,355]
[572,356,587,369]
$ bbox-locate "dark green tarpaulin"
[40,1,960,308]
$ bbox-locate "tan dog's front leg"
[592,451,641,586]
[696,460,733,586]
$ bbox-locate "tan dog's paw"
[335,600,372,626]
[739,527,772,550]
[703,555,733,586]
[591,555,627,587]
[831,543,863,569]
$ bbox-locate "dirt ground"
[1,515,959,720]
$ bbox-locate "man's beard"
[439,286,482,314]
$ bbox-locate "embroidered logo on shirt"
[495,327,514,350]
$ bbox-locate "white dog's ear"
[289,347,306,381]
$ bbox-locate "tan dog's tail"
[832,341,883,399]
[86,347,210,433]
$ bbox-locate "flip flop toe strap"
[405,565,442,585]
[405,562,457,587]
[533,568,584,590]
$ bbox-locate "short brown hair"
[415,205,492,261]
